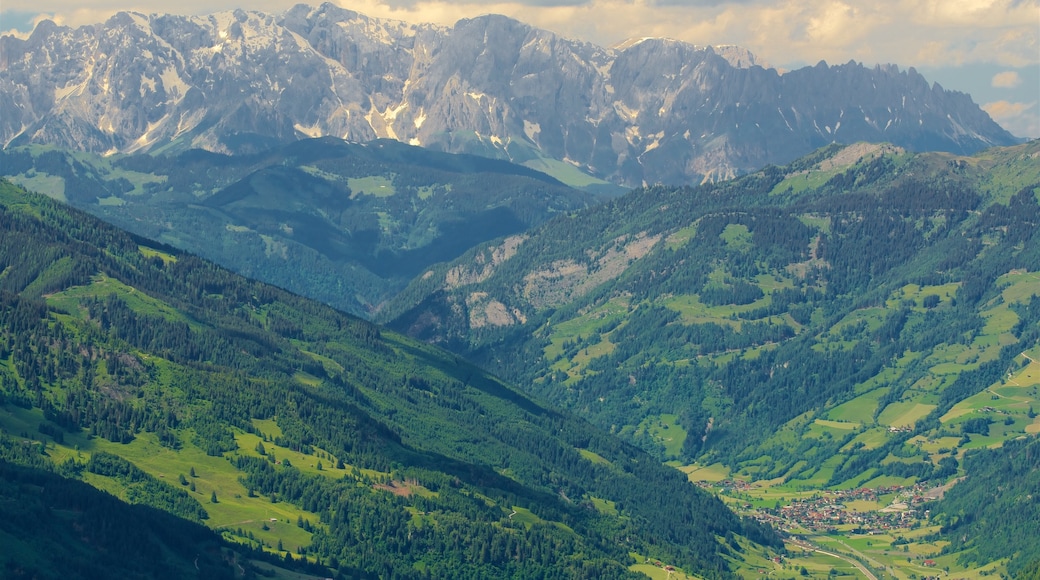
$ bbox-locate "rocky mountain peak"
[0,4,1017,185]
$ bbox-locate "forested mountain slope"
[382,141,1040,487]
[0,180,777,578]
[928,435,1040,577]
[0,451,239,580]
[0,138,606,316]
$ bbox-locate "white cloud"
[983,100,1040,139]
[2,0,1036,80]
[992,71,1022,88]
[326,0,1038,71]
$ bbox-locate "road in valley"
[790,539,879,580]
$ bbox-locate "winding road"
[790,540,879,580]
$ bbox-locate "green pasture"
[507,505,572,532]
[665,224,698,250]
[520,156,611,189]
[797,213,832,233]
[248,560,328,580]
[294,346,346,374]
[348,175,396,197]
[681,462,731,482]
[578,448,612,466]
[543,298,629,361]
[941,380,1038,425]
[974,145,1040,204]
[877,402,935,428]
[828,389,888,423]
[721,223,753,252]
[45,273,193,325]
[635,414,688,458]
[996,269,1040,303]
[588,496,618,515]
[11,147,167,198]
[630,552,698,580]
[755,272,795,292]
[139,245,178,264]
[769,167,846,197]
[840,428,891,452]
[805,421,853,441]
[8,172,67,201]
[786,455,844,487]
[97,195,125,206]
[661,293,773,325]
[890,282,960,309]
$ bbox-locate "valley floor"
[686,466,1008,580]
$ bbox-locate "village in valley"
[725,481,936,533]
[680,471,988,580]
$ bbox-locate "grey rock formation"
[1,3,1018,185]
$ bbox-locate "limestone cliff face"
[1,3,1017,186]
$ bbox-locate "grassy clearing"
[348,175,396,198]
[665,224,698,250]
[294,347,345,374]
[248,560,328,580]
[787,455,843,487]
[721,224,753,252]
[841,428,892,452]
[106,167,167,196]
[507,506,557,530]
[661,293,774,325]
[630,551,702,580]
[782,544,868,580]
[797,214,832,233]
[681,462,731,482]
[588,496,618,515]
[236,431,375,481]
[543,298,629,361]
[520,157,612,189]
[96,432,318,552]
[635,414,688,458]
[996,270,1040,303]
[828,389,888,423]
[139,245,178,264]
[45,274,192,325]
[941,378,1039,426]
[293,371,322,387]
[577,448,612,466]
[814,419,860,431]
[97,195,126,206]
[877,402,936,428]
[769,168,845,197]
[8,172,67,201]
[805,421,852,440]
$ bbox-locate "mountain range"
[0,3,1018,186]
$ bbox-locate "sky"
[2,0,1038,138]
